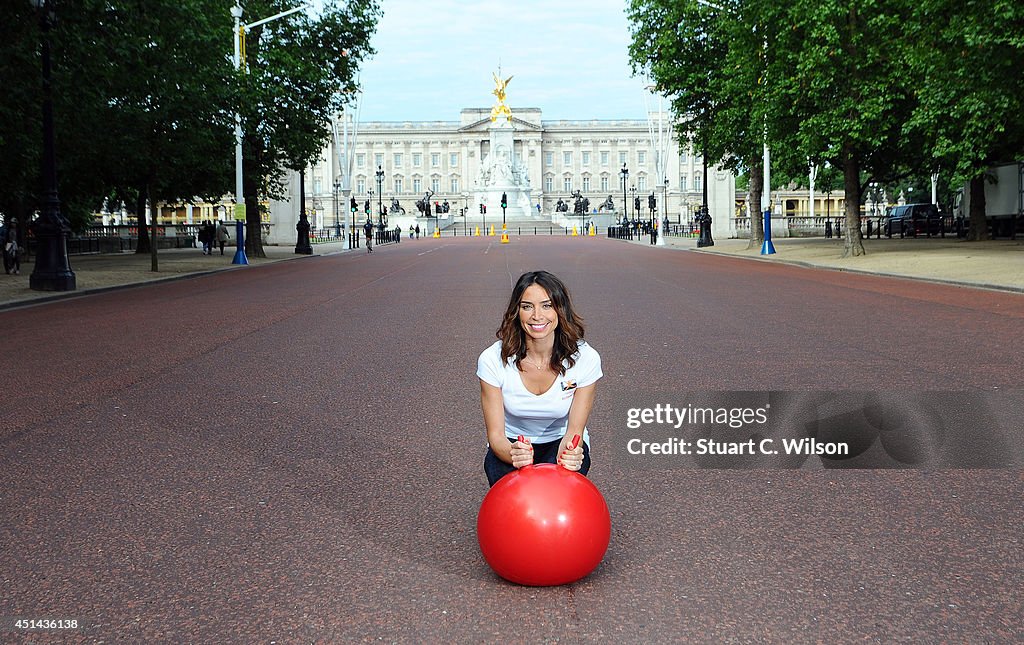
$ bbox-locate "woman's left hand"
[558,435,584,471]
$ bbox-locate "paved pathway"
[3,231,1022,310]
[1,235,1022,642]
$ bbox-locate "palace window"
[619,151,627,165]
[356,179,365,194]
[375,153,384,168]
[356,153,365,168]
[431,153,440,167]
[413,179,422,194]
[582,176,591,191]
[451,178,459,193]
[431,178,440,193]
[412,153,422,167]
[582,151,591,165]
[601,151,609,166]
[393,153,402,168]
[450,153,458,167]
[563,177,572,192]
[394,177,403,193]
[600,176,609,191]
[545,152,553,167]
[545,176,553,192]
[638,151,646,165]
[563,151,572,166]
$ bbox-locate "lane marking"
[417,244,450,256]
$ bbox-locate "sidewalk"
[0,241,349,309]
[653,233,1024,293]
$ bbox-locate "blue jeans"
[484,437,591,487]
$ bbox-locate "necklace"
[523,355,549,370]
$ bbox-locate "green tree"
[907,0,1024,240]
[236,0,380,257]
[0,0,43,239]
[628,0,771,248]
[766,0,931,257]
[84,0,236,254]
[1,0,236,252]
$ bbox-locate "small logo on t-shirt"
[561,379,577,391]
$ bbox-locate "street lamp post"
[631,185,637,221]
[231,1,311,265]
[365,189,373,244]
[295,168,312,254]
[334,179,342,237]
[28,0,75,291]
[697,153,714,247]
[620,163,629,230]
[375,165,384,226]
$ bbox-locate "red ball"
[477,464,611,586]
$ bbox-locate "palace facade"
[293,107,736,235]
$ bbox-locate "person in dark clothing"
[2,220,20,275]
[363,219,374,253]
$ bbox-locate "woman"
[477,271,602,486]
[216,221,230,255]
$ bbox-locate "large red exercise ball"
[477,464,611,586]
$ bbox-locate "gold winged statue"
[490,72,513,122]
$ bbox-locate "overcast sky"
[348,0,655,122]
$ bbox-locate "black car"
[884,203,941,237]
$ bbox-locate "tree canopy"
[627,0,1024,253]
[0,0,379,254]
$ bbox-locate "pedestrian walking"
[395,225,402,243]
[477,271,602,486]
[198,220,213,255]
[216,221,230,255]
[415,224,420,239]
[2,219,20,275]
[363,219,373,254]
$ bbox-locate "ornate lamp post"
[28,0,75,291]
[375,165,384,226]
[365,189,373,242]
[295,169,312,254]
[620,163,629,227]
[334,178,342,237]
[697,154,714,247]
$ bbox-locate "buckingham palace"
[266,106,736,243]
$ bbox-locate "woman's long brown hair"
[497,271,585,375]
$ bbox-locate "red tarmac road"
[2,236,1022,642]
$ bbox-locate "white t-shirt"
[476,340,603,444]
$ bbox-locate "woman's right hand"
[510,436,533,468]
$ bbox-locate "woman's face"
[518,284,559,342]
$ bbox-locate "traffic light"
[350,197,357,213]
[479,203,485,214]
[364,199,370,214]
[648,194,657,211]
[500,192,507,209]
